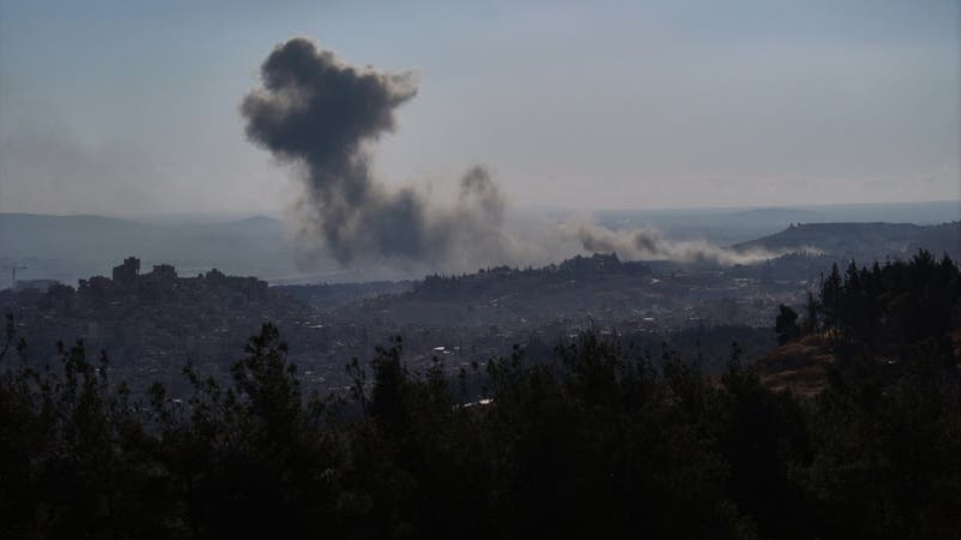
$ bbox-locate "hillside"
[755,249,961,396]
[3,249,960,540]
[755,335,837,396]
[331,253,800,329]
[733,221,961,260]
[594,200,961,245]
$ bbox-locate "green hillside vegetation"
[1,252,960,539]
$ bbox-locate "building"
[112,257,141,284]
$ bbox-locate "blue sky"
[1,0,959,215]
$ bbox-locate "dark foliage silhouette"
[1,251,960,539]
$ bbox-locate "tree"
[820,263,844,337]
[775,304,800,345]
[801,291,820,335]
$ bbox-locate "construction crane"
[2,265,26,290]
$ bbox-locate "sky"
[1,0,959,216]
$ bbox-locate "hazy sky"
[1,0,959,216]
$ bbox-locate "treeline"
[1,253,960,540]
[777,250,961,354]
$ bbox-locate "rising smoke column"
[241,38,512,268]
[242,37,782,270]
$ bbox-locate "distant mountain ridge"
[733,221,961,260]
[3,211,959,286]
[594,200,961,245]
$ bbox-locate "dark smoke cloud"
[241,38,514,268]
[242,38,791,272]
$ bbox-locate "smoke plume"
[566,220,781,266]
[242,38,790,272]
[241,38,513,269]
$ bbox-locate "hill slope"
[733,221,961,260]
